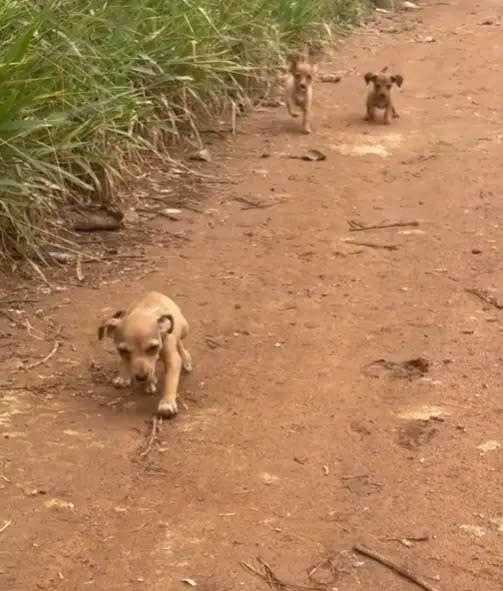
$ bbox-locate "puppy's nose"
[299,83,307,90]
[135,372,148,382]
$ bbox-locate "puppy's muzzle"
[135,371,148,382]
[299,83,307,91]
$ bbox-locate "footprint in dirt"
[397,420,439,450]
[361,357,429,380]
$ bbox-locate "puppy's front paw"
[157,400,178,418]
[145,381,157,394]
[113,375,131,388]
[303,126,312,134]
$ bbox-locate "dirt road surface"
[2,1,503,590]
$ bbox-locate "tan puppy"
[364,69,403,124]
[285,54,317,134]
[98,291,192,418]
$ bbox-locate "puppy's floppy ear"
[157,314,174,335]
[287,54,298,74]
[364,72,377,85]
[391,74,403,88]
[98,310,125,340]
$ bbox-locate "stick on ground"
[240,557,325,591]
[353,544,439,591]
[24,341,61,371]
[343,240,398,251]
[465,288,503,309]
[139,416,162,458]
[348,220,419,232]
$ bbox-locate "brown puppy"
[285,54,317,134]
[98,291,192,418]
[364,69,403,124]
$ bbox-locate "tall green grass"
[0,0,363,257]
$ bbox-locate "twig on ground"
[0,520,12,534]
[343,240,398,251]
[465,288,503,309]
[383,535,430,547]
[348,220,419,232]
[353,544,439,591]
[24,340,61,371]
[233,196,274,210]
[76,254,84,282]
[139,416,162,458]
[240,557,325,591]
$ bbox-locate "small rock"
[44,498,74,511]
[477,440,501,454]
[182,579,198,587]
[190,148,211,162]
[490,517,503,531]
[459,524,486,538]
[401,1,419,9]
[260,472,279,485]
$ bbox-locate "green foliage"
[0,0,362,257]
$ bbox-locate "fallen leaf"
[182,578,197,586]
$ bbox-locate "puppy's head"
[289,56,317,92]
[364,72,403,101]
[98,310,174,383]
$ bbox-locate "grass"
[0,0,364,258]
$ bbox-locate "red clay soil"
[1,1,503,590]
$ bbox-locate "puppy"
[285,53,317,134]
[98,291,192,418]
[364,69,403,124]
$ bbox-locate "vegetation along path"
[1,1,503,590]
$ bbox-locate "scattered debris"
[44,498,75,511]
[233,196,275,211]
[489,517,503,532]
[383,535,430,547]
[401,1,420,9]
[396,405,447,422]
[66,205,124,232]
[319,74,341,84]
[76,254,84,282]
[362,357,429,380]
[260,472,279,485]
[23,340,61,371]
[241,557,325,591]
[354,544,439,591]
[343,239,398,251]
[480,18,499,26]
[459,524,486,538]
[477,440,501,455]
[465,288,503,309]
[307,555,346,585]
[288,149,327,162]
[138,416,163,458]
[348,220,419,232]
[190,148,212,162]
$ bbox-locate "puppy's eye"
[387,84,392,89]
[118,347,130,358]
[146,344,159,355]
[306,75,312,81]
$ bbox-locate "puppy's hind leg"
[286,94,299,118]
[178,340,193,374]
[302,107,312,134]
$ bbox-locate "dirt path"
[2,1,503,590]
